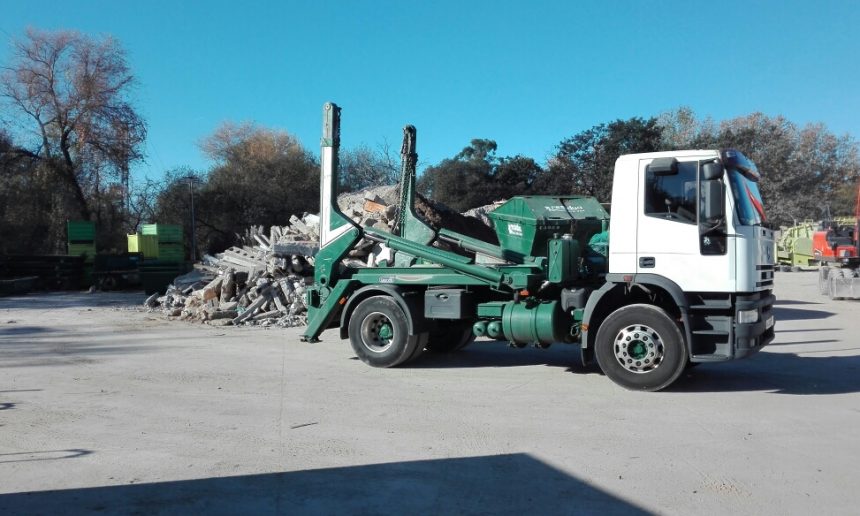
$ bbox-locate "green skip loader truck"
[302,103,775,391]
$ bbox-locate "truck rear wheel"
[594,304,687,391]
[348,296,422,368]
[425,321,476,353]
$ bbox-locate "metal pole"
[188,177,197,263]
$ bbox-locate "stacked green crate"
[137,223,186,292]
[140,223,185,264]
[127,234,160,259]
[141,224,183,242]
[67,221,96,259]
[67,220,96,287]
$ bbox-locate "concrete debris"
[146,265,311,328]
[144,184,501,329]
[463,201,506,230]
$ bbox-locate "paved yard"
[1,270,858,515]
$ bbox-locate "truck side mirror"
[702,161,724,180]
[648,157,678,176]
[701,180,725,222]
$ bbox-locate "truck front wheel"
[594,304,687,391]
[348,295,423,368]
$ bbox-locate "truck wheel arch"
[339,285,426,339]
[582,274,692,364]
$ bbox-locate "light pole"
[187,176,198,263]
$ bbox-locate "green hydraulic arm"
[364,227,510,289]
[302,102,363,342]
[437,228,518,263]
[393,125,436,266]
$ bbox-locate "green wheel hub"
[378,324,393,341]
[613,324,665,374]
[360,312,395,353]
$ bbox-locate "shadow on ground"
[0,449,93,464]
[0,292,146,310]
[412,340,860,395]
[0,454,650,515]
[0,325,158,368]
[773,299,822,305]
[671,352,860,395]
[412,341,581,370]
[771,306,834,321]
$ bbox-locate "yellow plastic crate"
[128,234,159,259]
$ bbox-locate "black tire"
[348,295,422,368]
[594,304,688,391]
[425,320,476,353]
[404,332,429,364]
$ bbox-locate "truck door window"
[644,161,697,224]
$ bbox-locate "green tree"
[0,130,55,253]
[490,155,543,200]
[419,139,499,211]
[536,118,663,201]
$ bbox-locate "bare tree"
[339,141,399,192]
[657,108,860,227]
[0,28,145,221]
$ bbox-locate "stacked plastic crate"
[127,233,159,259]
[67,220,96,286]
[67,221,96,260]
[137,224,188,294]
[141,224,184,262]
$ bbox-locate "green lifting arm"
[302,102,362,342]
[437,228,515,262]
[393,125,436,266]
[313,102,362,286]
[364,227,509,289]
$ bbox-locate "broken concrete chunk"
[209,309,238,320]
[364,200,387,213]
[272,242,319,258]
[220,271,236,303]
[144,292,160,308]
[219,301,239,311]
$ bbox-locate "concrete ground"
[0,270,858,515]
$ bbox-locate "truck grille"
[756,264,774,288]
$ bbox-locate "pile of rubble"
[145,266,310,327]
[144,185,501,328]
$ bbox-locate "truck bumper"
[689,291,775,362]
[730,292,775,359]
[733,316,774,358]
[734,291,775,357]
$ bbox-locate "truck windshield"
[727,168,765,225]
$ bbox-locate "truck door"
[636,158,733,292]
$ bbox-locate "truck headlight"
[738,309,759,324]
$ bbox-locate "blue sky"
[1,0,858,183]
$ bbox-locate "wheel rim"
[360,311,395,353]
[613,324,665,374]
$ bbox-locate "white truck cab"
[583,149,776,367]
